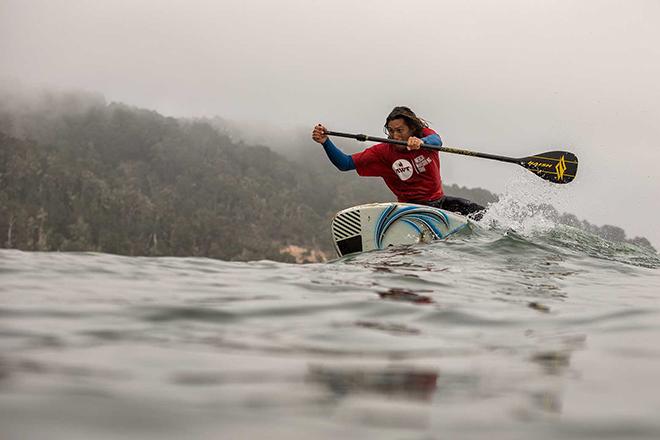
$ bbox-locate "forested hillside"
[0,102,354,261]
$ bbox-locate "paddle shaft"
[322,130,578,184]
[324,130,522,164]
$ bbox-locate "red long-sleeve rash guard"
[351,128,444,203]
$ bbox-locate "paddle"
[324,130,578,184]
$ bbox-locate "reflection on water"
[531,350,572,376]
[306,364,439,430]
[378,288,434,304]
[307,365,438,401]
[353,320,421,335]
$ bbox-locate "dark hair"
[384,106,429,137]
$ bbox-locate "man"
[312,106,485,217]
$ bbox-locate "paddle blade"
[520,151,578,184]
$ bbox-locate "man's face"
[387,118,413,141]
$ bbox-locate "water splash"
[477,170,573,236]
[458,171,659,268]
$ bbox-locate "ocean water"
[1,217,660,439]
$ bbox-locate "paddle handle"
[324,130,521,164]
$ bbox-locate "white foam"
[475,169,572,236]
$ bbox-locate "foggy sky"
[2,0,659,248]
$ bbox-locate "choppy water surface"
[1,223,660,439]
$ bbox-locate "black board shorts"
[416,196,486,220]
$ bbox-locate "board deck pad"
[332,203,469,257]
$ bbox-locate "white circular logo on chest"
[392,159,413,181]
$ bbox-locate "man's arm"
[421,132,442,146]
[322,138,355,171]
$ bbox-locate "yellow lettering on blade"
[527,161,553,168]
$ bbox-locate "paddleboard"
[331,202,469,257]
